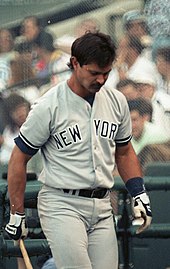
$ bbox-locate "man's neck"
[67,75,91,98]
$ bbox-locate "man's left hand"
[133,192,152,234]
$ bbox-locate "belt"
[63,188,108,199]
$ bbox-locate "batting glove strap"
[5,212,28,241]
[133,192,152,234]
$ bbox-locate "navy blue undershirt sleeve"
[14,136,39,156]
[116,135,132,147]
[116,141,129,147]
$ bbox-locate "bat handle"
[19,239,33,269]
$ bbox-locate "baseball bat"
[19,239,33,269]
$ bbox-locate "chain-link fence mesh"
[1,0,169,172]
[0,2,170,267]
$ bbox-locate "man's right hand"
[5,212,28,241]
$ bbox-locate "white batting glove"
[5,212,28,241]
[132,192,152,234]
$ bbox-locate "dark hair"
[128,37,144,54]
[116,79,137,90]
[3,93,30,132]
[156,47,170,63]
[15,41,33,54]
[68,32,116,69]
[128,97,153,119]
[33,31,55,52]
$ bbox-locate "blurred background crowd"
[0,0,169,177]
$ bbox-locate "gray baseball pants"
[38,185,118,269]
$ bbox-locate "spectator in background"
[0,93,42,171]
[0,28,16,92]
[0,28,16,60]
[128,98,168,155]
[144,0,170,40]
[122,10,149,38]
[55,17,100,55]
[15,15,48,75]
[14,41,42,87]
[116,10,152,67]
[129,71,170,139]
[14,40,34,64]
[138,140,170,174]
[32,31,71,89]
[145,0,170,95]
[116,79,139,100]
[155,47,170,95]
[7,56,40,104]
[0,94,30,165]
[75,17,100,37]
[18,16,43,45]
[0,59,11,92]
[122,37,158,81]
[105,36,159,89]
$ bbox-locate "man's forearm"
[116,155,142,183]
[8,164,27,213]
[115,143,143,183]
[7,146,29,214]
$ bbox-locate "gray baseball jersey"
[15,81,132,189]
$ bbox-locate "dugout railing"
[0,174,170,269]
[114,176,170,269]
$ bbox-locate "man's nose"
[96,74,106,84]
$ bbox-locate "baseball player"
[5,32,152,269]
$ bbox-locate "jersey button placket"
[95,165,101,172]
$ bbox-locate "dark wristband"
[125,177,145,197]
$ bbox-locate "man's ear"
[71,56,79,69]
